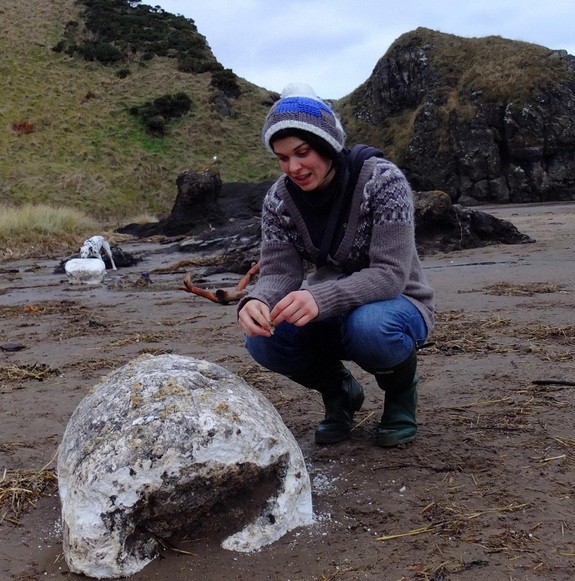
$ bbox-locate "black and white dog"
[80,236,117,270]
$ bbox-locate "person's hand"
[238,300,274,337]
[270,290,318,327]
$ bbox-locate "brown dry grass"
[0,203,100,261]
[0,464,58,524]
[390,28,571,103]
[427,308,574,363]
[0,362,59,383]
[481,281,565,296]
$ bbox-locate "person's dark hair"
[270,128,341,162]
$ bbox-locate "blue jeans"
[244,296,428,376]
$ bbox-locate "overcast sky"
[153,0,575,100]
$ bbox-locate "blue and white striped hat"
[261,83,345,155]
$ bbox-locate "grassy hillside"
[0,0,279,225]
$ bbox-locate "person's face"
[272,136,334,191]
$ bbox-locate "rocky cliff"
[344,28,575,204]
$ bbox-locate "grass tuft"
[0,463,58,524]
[0,203,100,260]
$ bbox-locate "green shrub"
[177,55,213,74]
[76,40,123,64]
[144,115,167,136]
[130,92,194,136]
[62,0,220,71]
[211,69,240,99]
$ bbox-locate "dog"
[79,236,117,270]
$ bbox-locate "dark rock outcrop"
[117,170,225,237]
[117,171,273,240]
[414,190,534,255]
[117,170,534,273]
[346,28,575,204]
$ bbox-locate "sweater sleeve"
[307,162,420,319]
[237,184,305,312]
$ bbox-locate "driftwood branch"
[236,262,261,291]
[182,263,260,305]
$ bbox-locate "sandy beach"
[1,202,574,580]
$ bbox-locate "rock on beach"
[57,354,313,579]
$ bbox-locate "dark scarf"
[286,145,384,261]
[286,157,347,252]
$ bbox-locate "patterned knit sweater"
[240,156,435,333]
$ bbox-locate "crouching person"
[237,83,435,447]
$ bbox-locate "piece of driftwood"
[182,262,260,305]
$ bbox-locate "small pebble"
[1,342,26,352]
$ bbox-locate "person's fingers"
[271,291,318,326]
[238,301,274,336]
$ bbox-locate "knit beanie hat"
[261,83,345,156]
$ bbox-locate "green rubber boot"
[315,372,364,444]
[287,363,364,445]
[374,350,418,447]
